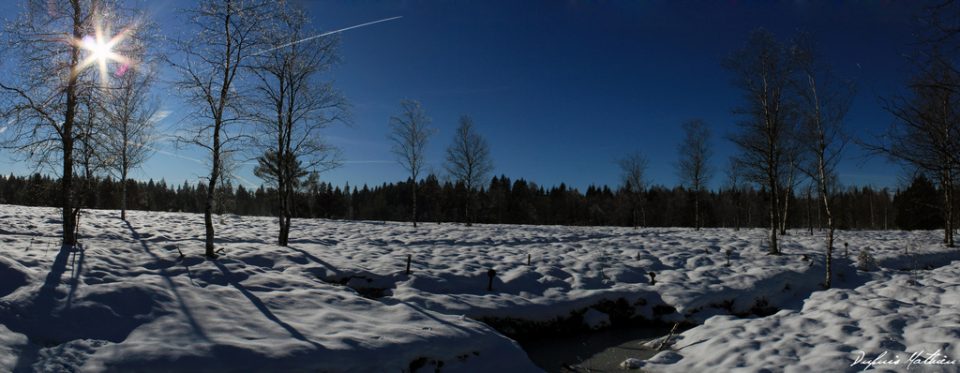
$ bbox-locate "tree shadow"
[378,298,474,335]
[36,245,73,310]
[210,260,324,349]
[285,245,340,273]
[65,244,86,309]
[3,243,78,370]
[289,238,339,246]
[125,220,209,342]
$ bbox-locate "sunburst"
[74,16,133,85]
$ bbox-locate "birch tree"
[105,59,158,221]
[677,119,712,230]
[170,0,269,258]
[444,115,493,226]
[0,0,133,247]
[389,99,433,228]
[249,4,346,246]
[619,151,648,229]
[793,37,855,288]
[724,28,794,255]
[869,53,960,247]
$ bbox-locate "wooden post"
[406,254,412,275]
[487,268,496,291]
[844,242,849,257]
[527,253,531,266]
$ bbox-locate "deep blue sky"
[0,1,930,191]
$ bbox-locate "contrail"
[252,16,403,56]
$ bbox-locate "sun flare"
[84,35,114,63]
[75,16,133,84]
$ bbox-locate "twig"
[658,322,680,351]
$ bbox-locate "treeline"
[2,172,950,231]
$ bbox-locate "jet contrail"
[253,16,403,56]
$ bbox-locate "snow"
[582,308,610,330]
[620,357,643,369]
[1,204,958,371]
[639,259,960,372]
[0,206,537,372]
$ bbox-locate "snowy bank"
[639,258,960,372]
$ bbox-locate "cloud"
[150,110,172,123]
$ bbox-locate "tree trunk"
[694,189,701,230]
[59,3,83,247]
[412,180,418,228]
[62,140,76,247]
[822,188,835,289]
[465,189,473,227]
[825,227,834,288]
[278,178,290,246]
[944,173,954,247]
[733,191,741,231]
[780,185,790,235]
[204,132,220,258]
[121,168,128,220]
[641,204,647,227]
[769,180,780,255]
[807,188,813,236]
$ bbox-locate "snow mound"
[641,259,960,372]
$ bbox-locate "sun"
[84,35,114,63]
[74,16,133,84]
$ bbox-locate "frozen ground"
[0,204,957,371]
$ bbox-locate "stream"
[519,324,675,372]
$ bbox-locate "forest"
[0,171,948,231]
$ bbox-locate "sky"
[0,0,932,192]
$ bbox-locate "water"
[519,325,674,372]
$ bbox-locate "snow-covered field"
[0,204,957,372]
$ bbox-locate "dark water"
[519,325,674,372]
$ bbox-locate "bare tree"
[793,37,855,288]
[619,151,649,229]
[249,4,346,246]
[862,1,960,248]
[104,63,158,221]
[389,99,434,228]
[170,0,269,258]
[677,119,712,230]
[868,53,960,247]
[724,28,794,255]
[444,115,493,226]
[72,85,111,230]
[0,0,133,247]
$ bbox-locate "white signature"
[851,349,957,371]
